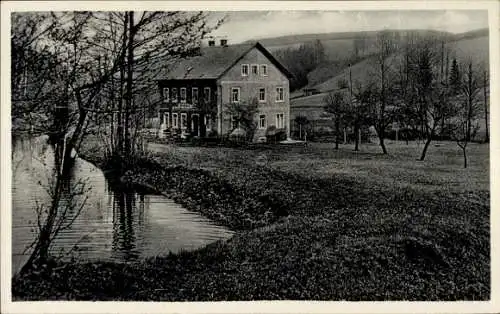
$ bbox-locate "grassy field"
[13,140,490,300]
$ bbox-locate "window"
[205,114,211,130]
[172,88,178,103]
[231,116,239,129]
[204,87,211,103]
[276,87,284,102]
[259,114,266,129]
[251,64,259,75]
[180,88,187,103]
[181,113,187,129]
[192,87,198,104]
[259,88,266,102]
[163,112,170,127]
[276,113,285,129]
[241,64,249,76]
[260,64,268,76]
[172,113,178,128]
[231,88,240,103]
[163,88,169,102]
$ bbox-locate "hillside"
[310,35,489,93]
[258,28,489,94]
[251,29,452,50]
[290,33,490,139]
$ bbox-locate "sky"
[209,10,488,44]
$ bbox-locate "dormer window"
[241,64,249,76]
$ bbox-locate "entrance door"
[192,114,200,137]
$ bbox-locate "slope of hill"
[250,29,452,48]
[451,28,489,41]
[310,35,489,93]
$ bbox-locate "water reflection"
[12,137,234,274]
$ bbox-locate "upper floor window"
[259,88,266,102]
[172,88,178,103]
[260,64,268,76]
[231,87,240,103]
[163,88,169,102]
[276,87,284,102]
[259,115,266,129]
[204,87,211,103]
[276,113,285,129]
[241,64,249,76]
[192,87,198,104]
[180,87,187,103]
[251,64,259,75]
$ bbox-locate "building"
[156,40,293,142]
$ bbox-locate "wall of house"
[157,79,218,137]
[217,47,290,141]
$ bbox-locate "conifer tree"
[449,58,461,95]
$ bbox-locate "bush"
[266,126,287,143]
[337,78,348,89]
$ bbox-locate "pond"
[11,137,234,274]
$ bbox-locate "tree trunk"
[376,125,388,154]
[124,11,134,157]
[379,133,388,154]
[419,135,433,161]
[354,124,359,151]
[462,146,468,168]
[335,117,340,150]
[116,13,128,158]
[483,71,489,143]
[21,168,64,273]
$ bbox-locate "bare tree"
[450,60,482,168]
[482,68,489,143]
[324,91,348,150]
[406,39,453,161]
[368,30,399,154]
[12,11,220,273]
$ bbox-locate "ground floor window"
[172,113,178,128]
[259,114,266,129]
[163,112,170,127]
[231,87,240,103]
[231,116,239,129]
[181,113,187,129]
[276,113,285,129]
[205,114,212,130]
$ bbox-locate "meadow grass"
[13,140,490,300]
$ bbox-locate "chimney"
[220,39,228,47]
[208,40,215,47]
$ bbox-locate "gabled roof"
[159,42,293,80]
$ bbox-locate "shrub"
[337,78,348,89]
